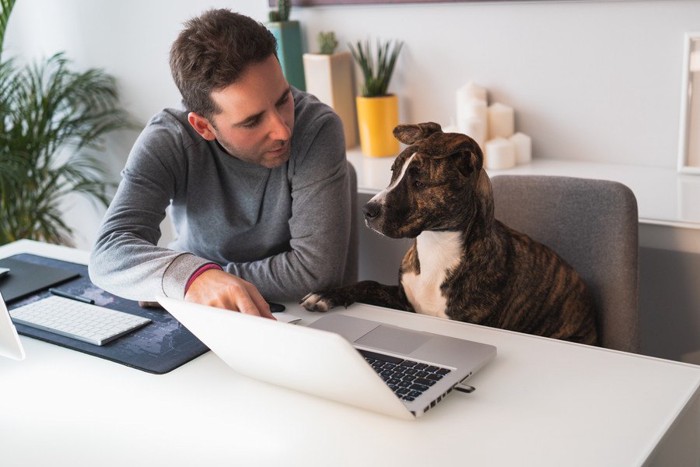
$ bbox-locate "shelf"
[347,148,700,230]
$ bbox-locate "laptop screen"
[0,291,25,360]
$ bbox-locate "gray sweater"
[89,88,351,303]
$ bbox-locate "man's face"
[188,54,295,169]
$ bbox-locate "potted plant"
[0,0,134,245]
[303,31,357,148]
[266,0,305,91]
[349,38,403,157]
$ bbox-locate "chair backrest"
[490,175,639,353]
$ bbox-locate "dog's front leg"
[300,280,408,312]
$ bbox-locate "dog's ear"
[393,122,443,145]
[451,139,484,178]
[455,149,484,178]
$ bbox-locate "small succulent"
[269,0,291,22]
[318,31,338,55]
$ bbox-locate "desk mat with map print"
[6,253,208,374]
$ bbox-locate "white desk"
[2,240,699,466]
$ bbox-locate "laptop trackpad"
[355,325,430,354]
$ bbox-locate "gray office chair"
[490,175,639,353]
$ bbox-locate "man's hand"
[184,269,275,319]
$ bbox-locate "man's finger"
[244,283,276,320]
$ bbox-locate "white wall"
[299,0,700,168]
[6,0,700,248]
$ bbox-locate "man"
[89,9,351,319]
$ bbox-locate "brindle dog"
[302,122,598,345]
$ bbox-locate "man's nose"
[268,111,291,141]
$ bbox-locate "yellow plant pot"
[356,95,399,157]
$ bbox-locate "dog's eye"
[414,179,425,189]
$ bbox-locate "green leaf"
[0,0,17,53]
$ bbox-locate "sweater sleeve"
[224,107,352,302]
[88,113,211,301]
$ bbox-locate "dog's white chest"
[402,231,462,319]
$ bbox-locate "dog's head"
[364,122,494,238]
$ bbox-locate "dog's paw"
[300,292,336,312]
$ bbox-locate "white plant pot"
[303,51,357,148]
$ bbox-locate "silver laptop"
[157,296,496,420]
[0,291,25,360]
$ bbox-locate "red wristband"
[185,263,223,294]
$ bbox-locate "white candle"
[456,97,486,144]
[456,82,488,141]
[690,50,700,72]
[484,138,516,170]
[460,116,487,148]
[509,132,532,164]
[456,81,487,103]
[458,97,487,122]
[488,103,515,139]
[441,124,459,133]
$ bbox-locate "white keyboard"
[10,296,151,346]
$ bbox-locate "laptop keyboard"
[10,296,151,346]
[358,349,452,401]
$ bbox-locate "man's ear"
[188,112,217,141]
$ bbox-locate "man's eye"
[277,95,290,107]
[242,119,260,129]
[276,90,291,108]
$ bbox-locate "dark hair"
[169,9,277,118]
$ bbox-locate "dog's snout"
[363,201,381,220]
